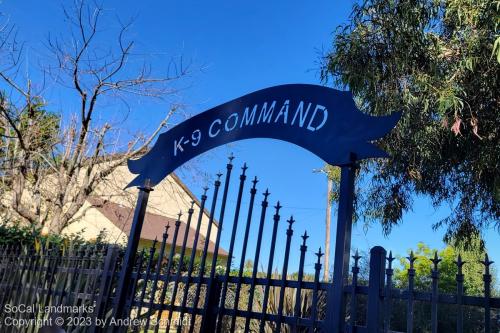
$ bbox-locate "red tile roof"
[88,198,227,255]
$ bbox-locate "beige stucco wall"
[62,201,128,244]
[91,164,217,243]
[2,160,217,245]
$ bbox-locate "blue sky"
[2,0,498,275]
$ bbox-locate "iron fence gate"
[1,159,500,332]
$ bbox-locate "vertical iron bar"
[455,254,465,333]
[208,156,234,279]
[113,179,153,329]
[176,187,209,333]
[349,250,361,332]
[200,156,235,332]
[276,217,295,330]
[53,245,74,307]
[406,252,416,333]
[215,162,247,333]
[165,202,195,333]
[243,189,270,333]
[101,247,123,326]
[325,156,356,333]
[124,250,146,323]
[258,202,282,333]
[91,245,118,333]
[482,253,493,333]
[143,225,170,333]
[188,174,222,333]
[384,251,394,333]
[70,246,90,312]
[83,247,101,311]
[42,247,61,314]
[201,154,234,332]
[152,217,181,333]
[21,247,41,329]
[0,245,15,307]
[8,247,34,331]
[430,251,441,333]
[310,248,323,333]
[292,231,309,333]
[229,175,258,332]
[133,239,158,333]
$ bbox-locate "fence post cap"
[370,245,386,254]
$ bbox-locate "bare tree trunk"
[323,177,333,281]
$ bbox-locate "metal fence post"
[325,155,357,332]
[200,276,222,332]
[112,179,152,331]
[367,246,386,332]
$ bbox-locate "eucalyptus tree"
[322,0,500,244]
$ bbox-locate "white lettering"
[209,119,222,137]
[307,105,328,131]
[257,101,276,124]
[274,100,289,124]
[225,113,239,132]
[291,101,312,127]
[240,105,257,127]
[191,129,201,146]
[174,137,184,156]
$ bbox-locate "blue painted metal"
[126,84,400,187]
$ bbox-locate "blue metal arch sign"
[126,84,400,188]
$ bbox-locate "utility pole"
[324,177,333,281]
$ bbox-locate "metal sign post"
[112,179,152,332]
[324,156,357,332]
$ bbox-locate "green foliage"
[394,241,489,296]
[322,0,500,244]
[325,165,341,202]
[0,94,59,170]
[0,223,107,249]
[390,240,492,331]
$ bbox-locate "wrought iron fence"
[0,160,499,333]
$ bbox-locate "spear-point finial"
[216,172,223,180]
[386,251,395,269]
[263,189,270,199]
[387,251,395,263]
[481,253,494,271]
[203,187,209,196]
[480,253,493,279]
[162,224,169,240]
[431,251,441,271]
[275,201,282,212]
[301,231,309,245]
[190,200,195,209]
[287,216,295,228]
[455,254,466,273]
[316,247,324,261]
[228,153,235,163]
[407,250,416,268]
[242,163,248,174]
[178,211,183,219]
[252,176,258,188]
[352,249,361,262]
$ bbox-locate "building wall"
[62,202,128,244]
[91,165,218,243]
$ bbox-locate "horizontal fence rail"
[0,160,499,333]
